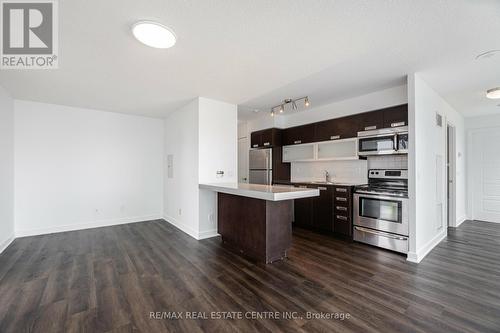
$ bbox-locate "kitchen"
[242,102,410,256]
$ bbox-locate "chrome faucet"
[324,170,331,183]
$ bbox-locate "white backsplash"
[367,155,408,169]
[291,160,368,184]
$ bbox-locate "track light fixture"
[269,96,310,116]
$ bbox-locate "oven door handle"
[354,193,407,202]
[354,226,408,240]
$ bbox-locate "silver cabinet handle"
[336,188,347,193]
[364,126,377,131]
[317,187,327,191]
[263,142,270,146]
[355,226,408,240]
[294,140,302,144]
[336,197,347,202]
[336,215,348,221]
[391,121,405,127]
[252,144,258,148]
[336,206,347,211]
[330,135,340,140]
[297,185,307,188]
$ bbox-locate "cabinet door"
[312,186,333,231]
[294,195,313,228]
[339,115,363,138]
[317,139,357,160]
[359,110,384,131]
[251,131,262,148]
[283,124,315,145]
[314,119,340,142]
[383,104,408,128]
[261,129,273,147]
[282,144,315,162]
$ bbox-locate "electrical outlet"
[178,208,182,216]
[208,213,214,224]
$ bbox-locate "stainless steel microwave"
[357,126,408,156]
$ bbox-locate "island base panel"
[217,193,292,263]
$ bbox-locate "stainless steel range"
[353,169,409,254]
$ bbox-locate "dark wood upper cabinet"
[251,104,408,147]
[251,128,282,148]
[282,124,315,146]
[250,130,263,148]
[314,115,363,142]
[358,110,384,132]
[383,104,408,128]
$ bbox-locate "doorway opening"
[446,123,457,227]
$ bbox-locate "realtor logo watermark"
[1,0,58,69]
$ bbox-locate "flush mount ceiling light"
[270,96,310,116]
[486,87,500,99]
[132,21,176,49]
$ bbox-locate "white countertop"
[199,183,320,201]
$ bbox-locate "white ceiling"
[0,0,499,119]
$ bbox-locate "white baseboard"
[163,216,219,240]
[15,214,163,237]
[198,229,219,240]
[0,234,15,254]
[163,215,200,239]
[407,229,447,263]
[455,215,468,227]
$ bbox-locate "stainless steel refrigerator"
[249,148,272,185]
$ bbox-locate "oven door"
[353,193,408,236]
[358,134,397,156]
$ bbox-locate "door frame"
[446,122,457,227]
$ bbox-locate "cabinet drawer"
[334,205,350,214]
[335,187,348,193]
[335,214,350,222]
[334,196,348,202]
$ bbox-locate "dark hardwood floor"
[0,220,499,333]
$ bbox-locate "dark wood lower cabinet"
[293,196,313,228]
[293,184,354,239]
[218,193,292,263]
[311,186,334,231]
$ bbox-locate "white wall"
[164,99,200,238]
[198,97,237,237]
[407,74,466,263]
[164,97,237,240]
[198,98,238,183]
[14,100,164,236]
[0,86,14,253]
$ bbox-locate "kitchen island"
[199,183,319,263]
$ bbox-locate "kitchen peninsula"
[199,183,319,263]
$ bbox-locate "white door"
[471,129,500,222]
[238,137,249,183]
